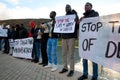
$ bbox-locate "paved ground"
[0,53,105,80]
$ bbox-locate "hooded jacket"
[83,10,99,18]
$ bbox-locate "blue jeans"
[83,59,98,79]
[34,41,41,61]
[47,38,58,65]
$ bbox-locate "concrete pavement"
[0,53,105,80]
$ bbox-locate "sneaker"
[44,63,52,68]
[51,64,58,72]
[78,75,88,80]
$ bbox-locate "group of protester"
[0,2,99,80]
[0,23,29,54]
[29,2,99,80]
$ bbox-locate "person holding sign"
[44,11,59,72]
[59,4,79,77]
[78,2,99,80]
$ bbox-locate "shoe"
[51,64,58,72]
[34,60,39,63]
[31,59,35,62]
[67,70,74,77]
[59,68,68,73]
[78,75,88,80]
[42,64,47,67]
[44,63,52,68]
[39,62,43,65]
[91,77,97,80]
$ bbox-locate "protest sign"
[9,39,15,47]
[54,15,75,33]
[13,38,33,59]
[0,25,8,37]
[79,13,120,73]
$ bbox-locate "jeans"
[32,41,35,59]
[47,38,58,65]
[34,41,41,61]
[83,59,98,79]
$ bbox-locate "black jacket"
[19,27,28,39]
[49,20,60,38]
[61,10,79,39]
[83,10,99,18]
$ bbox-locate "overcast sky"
[0,0,120,20]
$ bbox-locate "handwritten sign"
[0,26,8,37]
[79,13,120,73]
[13,38,33,59]
[54,15,75,33]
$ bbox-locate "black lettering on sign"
[97,22,103,32]
[105,41,117,58]
[81,23,87,32]
[66,22,74,27]
[28,39,33,44]
[117,42,120,58]
[81,22,102,32]
[14,47,32,53]
[82,38,97,51]
[118,25,120,33]
[57,24,62,28]
[105,41,120,58]
[82,39,88,51]
[109,21,119,33]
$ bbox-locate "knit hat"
[86,2,92,8]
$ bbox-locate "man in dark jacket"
[78,2,99,80]
[19,24,29,39]
[59,4,79,77]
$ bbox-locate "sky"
[0,0,120,20]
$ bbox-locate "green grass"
[58,39,79,48]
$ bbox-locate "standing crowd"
[0,2,99,80]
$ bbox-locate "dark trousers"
[4,39,10,53]
[41,39,48,65]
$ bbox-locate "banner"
[79,13,120,73]
[9,39,15,47]
[0,26,8,37]
[54,15,75,33]
[13,38,33,59]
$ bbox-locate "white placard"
[54,15,76,33]
[13,38,33,59]
[79,13,120,73]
